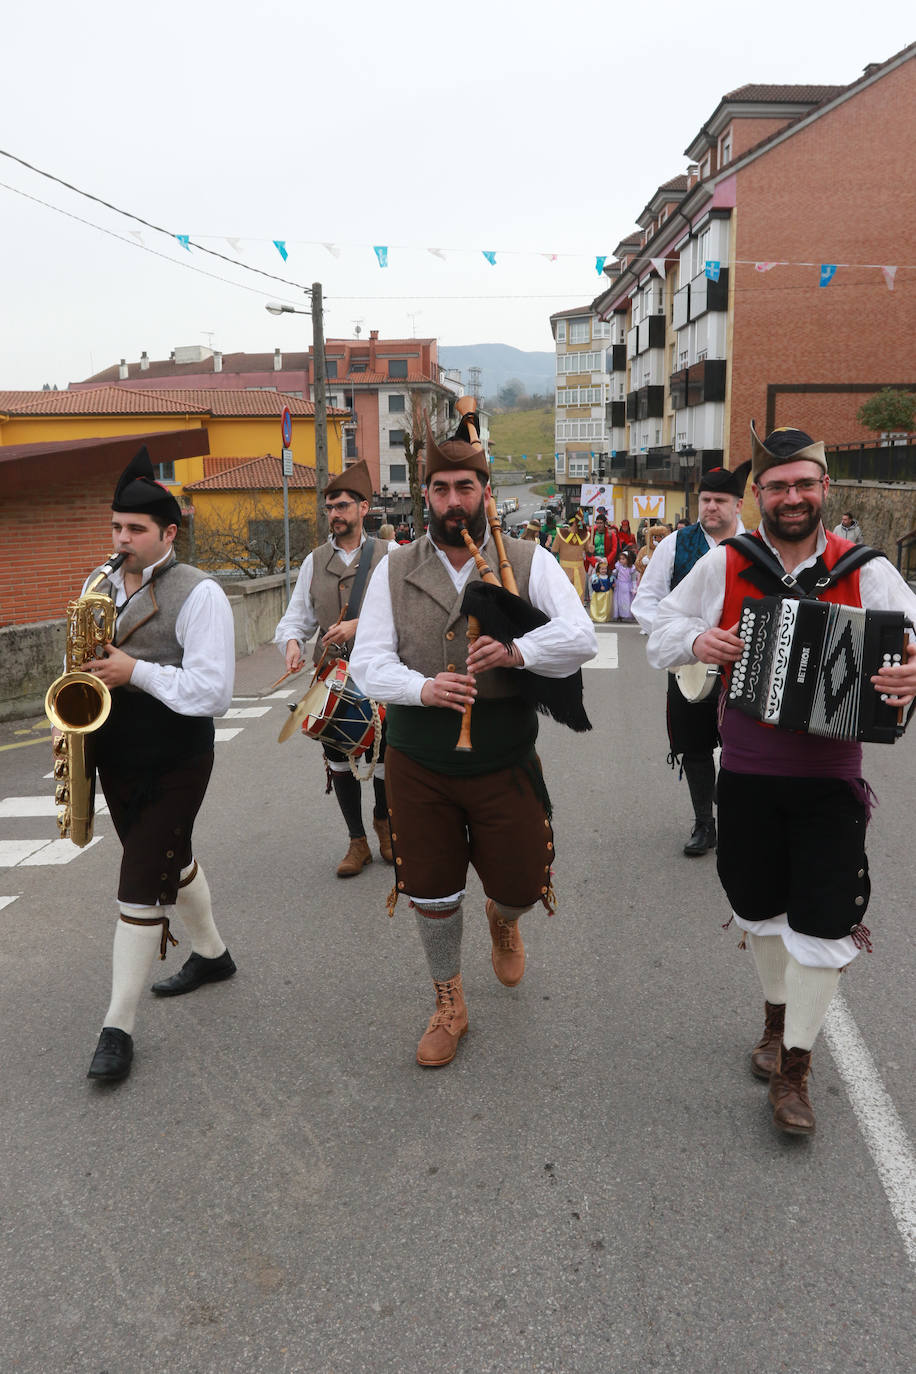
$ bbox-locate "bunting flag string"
[373,245,388,268]
[882,266,898,291]
[273,240,288,262]
[595,256,607,276]
[482,251,497,266]
[175,234,190,251]
[323,243,342,258]
[819,263,838,288]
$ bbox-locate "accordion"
[726,596,909,744]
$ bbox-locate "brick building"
[580,42,915,511]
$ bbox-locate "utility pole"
[312,281,330,544]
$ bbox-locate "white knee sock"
[749,932,790,1004]
[103,908,165,1034]
[176,862,226,960]
[783,956,841,1052]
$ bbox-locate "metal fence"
[827,439,916,483]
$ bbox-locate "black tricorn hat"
[112,446,182,526]
[698,459,751,498]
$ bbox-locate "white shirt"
[646,524,916,671]
[632,518,746,634]
[273,534,400,653]
[349,530,598,706]
[81,548,235,717]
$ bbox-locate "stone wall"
[825,481,916,564]
[0,571,299,722]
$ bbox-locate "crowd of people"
[515,505,653,623]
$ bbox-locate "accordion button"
[854,896,865,907]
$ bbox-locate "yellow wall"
[190,479,316,528]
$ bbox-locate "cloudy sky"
[1,0,911,389]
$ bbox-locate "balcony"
[626,391,638,421]
[626,326,639,360]
[672,285,690,331]
[606,400,627,428]
[605,343,627,373]
[636,315,666,354]
[637,385,665,421]
[689,267,729,317]
[669,360,726,410]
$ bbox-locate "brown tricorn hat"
[750,422,827,482]
[423,421,490,482]
[324,459,372,504]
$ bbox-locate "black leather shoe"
[683,820,716,857]
[151,949,236,997]
[87,1026,133,1081]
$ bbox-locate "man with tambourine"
[349,409,596,1069]
[274,461,398,877]
[632,462,749,855]
[646,424,916,1137]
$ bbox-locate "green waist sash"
[385,698,539,777]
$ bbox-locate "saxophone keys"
[53,757,68,780]
[52,733,69,758]
[57,806,71,837]
[55,783,70,805]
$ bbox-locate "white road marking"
[20,836,103,865]
[581,635,618,670]
[0,838,60,866]
[215,728,244,742]
[824,992,916,1268]
[0,895,20,911]
[0,796,108,818]
[223,706,272,719]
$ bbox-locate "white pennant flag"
[428,248,447,260]
[128,230,144,246]
[225,237,242,253]
[323,243,341,258]
[881,266,898,291]
[650,256,668,279]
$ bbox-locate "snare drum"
[292,658,383,757]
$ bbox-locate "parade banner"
[581,483,615,509]
[632,492,666,522]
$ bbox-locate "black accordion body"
[726,596,909,744]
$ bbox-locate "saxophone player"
[80,448,236,1083]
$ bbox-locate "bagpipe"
[452,397,591,750]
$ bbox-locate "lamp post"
[380,484,389,525]
[678,444,697,523]
[266,283,330,543]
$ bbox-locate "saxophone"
[45,552,127,846]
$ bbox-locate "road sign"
[281,406,293,449]
[282,447,293,477]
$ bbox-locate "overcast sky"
[1,0,911,390]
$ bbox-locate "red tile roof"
[141,388,347,416]
[185,456,317,491]
[1,385,347,418]
[722,83,845,103]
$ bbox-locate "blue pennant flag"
[704,260,721,282]
[273,240,288,262]
[819,263,837,288]
[373,245,388,268]
[482,251,497,266]
[176,234,191,251]
[595,255,607,276]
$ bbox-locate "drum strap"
[346,537,378,622]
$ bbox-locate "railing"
[827,439,916,483]
[896,528,916,578]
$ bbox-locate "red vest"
[720,530,862,631]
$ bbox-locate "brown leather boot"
[416,973,468,1067]
[751,1001,786,1080]
[336,836,372,878]
[768,1044,816,1135]
[485,899,525,987]
[372,815,394,864]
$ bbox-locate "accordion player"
[726,595,911,744]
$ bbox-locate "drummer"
[631,462,749,856]
[274,462,399,877]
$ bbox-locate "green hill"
[489,408,555,473]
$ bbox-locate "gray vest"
[93,557,212,670]
[309,538,388,665]
[388,536,536,701]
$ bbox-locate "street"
[1,630,914,1373]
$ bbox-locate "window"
[557,350,604,375]
[557,386,605,406]
[345,433,358,459]
[388,394,405,412]
[568,455,589,478]
[388,463,406,483]
[389,429,405,446]
[388,359,408,378]
[569,318,590,344]
[555,452,566,473]
[592,318,610,339]
[556,320,567,342]
[326,360,338,379]
[351,361,367,373]
[154,462,175,482]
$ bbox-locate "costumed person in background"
[521,518,542,543]
[613,547,639,622]
[539,512,558,549]
[632,463,749,856]
[554,514,589,603]
[79,448,236,1083]
[587,513,619,570]
[349,410,597,1069]
[589,558,615,624]
[646,424,916,1136]
[618,519,637,552]
[274,461,399,877]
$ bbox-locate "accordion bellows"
[727,596,908,744]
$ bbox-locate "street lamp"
[381,484,389,522]
[266,283,330,543]
[678,444,697,524]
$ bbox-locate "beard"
[761,501,822,543]
[428,492,488,548]
[329,514,359,541]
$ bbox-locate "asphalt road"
[1,630,913,1373]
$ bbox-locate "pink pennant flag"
[881,266,898,291]
[755,261,778,273]
[542,253,558,262]
[650,256,668,279]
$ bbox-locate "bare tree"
[404,391,450,534]
[193,495,314,578]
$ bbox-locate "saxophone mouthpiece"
[104,552,128,575]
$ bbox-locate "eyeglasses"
[756,477,825,497]
[324,500,357,513]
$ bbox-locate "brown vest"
[388,536,536,700]
[309,537,389,665]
